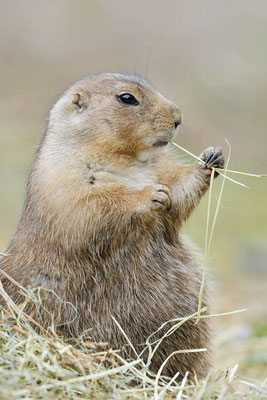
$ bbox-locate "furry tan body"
[0,73,224,379]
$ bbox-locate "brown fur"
[0,73,224,379]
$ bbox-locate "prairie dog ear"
[72,92,89,111]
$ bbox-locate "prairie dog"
[0,73,224,379]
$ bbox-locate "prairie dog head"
[26,73,182,233]
[47,73,182,163]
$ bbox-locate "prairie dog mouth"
[152,125,179,148]
[153,140,169,147]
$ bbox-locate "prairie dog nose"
[171,104,182,129]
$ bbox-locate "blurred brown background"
[0,0,266,379]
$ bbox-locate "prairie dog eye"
[116,93,140,106]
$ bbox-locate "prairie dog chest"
[85,161,157,192]
[118,164,156,191]
[111,149,165,191]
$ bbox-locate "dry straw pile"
[0,282,266,399]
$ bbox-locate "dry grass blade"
[171,141,267,178]
[170,139,266,326]
[215,168,267,178]
[154,349,207,400]
[111,315,141,361]
[39,359,142,390]
[195,167,215,324]
[0,253,10,258]
[176,371,189,400]
[196,138,231,324]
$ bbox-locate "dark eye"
[116,93,140,106]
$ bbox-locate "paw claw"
[198,147,225,176]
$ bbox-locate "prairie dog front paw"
[150,185,171,211]
[197,147,225,177]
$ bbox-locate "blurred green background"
[0,0,266,380]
